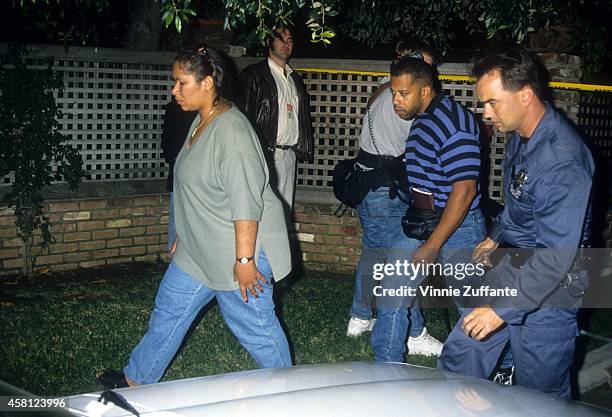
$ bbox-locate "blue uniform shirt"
[488,103,594,323]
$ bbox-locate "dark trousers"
[437,308,578,399]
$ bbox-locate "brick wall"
[0,194,361,276]
[0,195,171,275]
[293,202,361,274]
[3,190,610,277]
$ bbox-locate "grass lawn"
[0,261,610,397]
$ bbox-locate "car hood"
[66,362,612,417]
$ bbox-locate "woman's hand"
[233,261,267,302]
[233,220,262,302]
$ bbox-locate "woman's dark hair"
[175,45,226,93]
[472,47,543,99]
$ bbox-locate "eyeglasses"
[394,52,425,63]
[408,52,424,60]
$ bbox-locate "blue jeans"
[438,308,577,399]
[124,252,291,384]
[167,192,176,252]
[350,188,424,337]
[372,208,486,362]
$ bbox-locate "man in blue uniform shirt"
[437,48,594,399]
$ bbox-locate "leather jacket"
[240,59,314,163]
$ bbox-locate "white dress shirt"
[268,58,299,146]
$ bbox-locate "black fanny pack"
[332,150,406,208]
[401,206,442,240]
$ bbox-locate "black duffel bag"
[401,206,442,240]
[332,157,371,208]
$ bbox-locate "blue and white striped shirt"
[405,95,481,209]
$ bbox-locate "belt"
[357,149,395,168]
[276,145,295,150]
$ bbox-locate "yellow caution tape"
[296,68,388,77]
[548,81,612,92]
[295,68,612,93]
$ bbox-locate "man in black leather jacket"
[240,25,314,210]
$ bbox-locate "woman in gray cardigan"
[97,45,292,389]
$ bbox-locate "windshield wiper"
[98,390,140,416]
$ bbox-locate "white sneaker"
[346,317,376,337]
[407,327,443,356]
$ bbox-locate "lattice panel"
[2,48,510,204]
[486,130,508,203]
[579,92,612,174]
[298,72,508,203]
[298,71,378,188]
[1,56,174,185]
[57,59,173,181]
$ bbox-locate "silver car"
[56,362,611,417]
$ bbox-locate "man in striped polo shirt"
[371,56,486,362]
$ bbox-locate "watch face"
[237,256,253,264]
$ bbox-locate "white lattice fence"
[57,61,172,181]
[1,45,175,186]
[1,45,506,202]
[297,69,507,202]
[298,71,377,189]
[579,92,612,170]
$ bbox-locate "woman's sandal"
[96,369,130,389]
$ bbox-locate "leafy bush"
[0,45,84,275]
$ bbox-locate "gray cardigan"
[172,106,291,290]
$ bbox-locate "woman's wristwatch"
[236,256,254,264]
